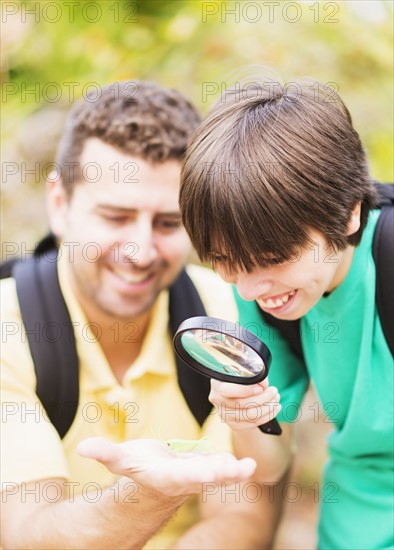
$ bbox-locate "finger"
[210,379,264,399]
[240,385,280,408]
[210,385,280,409]
[181,453,257,485]
[259,377,270,390]
[211,394,281,430]
[77,437,119,464]
[237,457,257,479]
[261,385,280,402]
[217,456,256,480]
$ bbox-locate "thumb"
[77,437,119,465]
[258,376,270,390]
[238,457,257,479]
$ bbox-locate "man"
[179,78,394,549]
[0,81,283,549]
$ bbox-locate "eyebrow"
[94,204,181,217]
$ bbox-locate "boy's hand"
[209,378,281,431]
[77,437,256,497]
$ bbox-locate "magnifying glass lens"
[180,330,264,377]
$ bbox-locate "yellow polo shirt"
[1,257,238,549]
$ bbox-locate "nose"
[235,271,274,302]
[123,220,158,267]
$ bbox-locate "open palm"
[78,437,256,497]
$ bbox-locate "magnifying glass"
[173,316,282,435]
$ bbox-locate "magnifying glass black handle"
[259,418,282,435]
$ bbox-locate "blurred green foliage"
[1,0,393,199]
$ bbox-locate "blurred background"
[1,1,393,547]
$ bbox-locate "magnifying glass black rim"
[173,316,272,385]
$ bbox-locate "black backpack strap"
[12,244,79,438]
[169,270,212,426]
[1,234,58,280]
[34,232,59,256]
[373,183,394,357]
[0,258,18,279]
[374,181,394,207]
[258,311,305,365]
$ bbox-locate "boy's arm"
[172,390,291,550]
[232,424,293,481]
[209,379,293,482]
[173,475,289,550]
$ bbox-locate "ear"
[346,201,361,236]
[46,172,69,238]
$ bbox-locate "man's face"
[49,138,191,321]
[214,231,354,320]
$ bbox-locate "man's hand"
[209,378,281,431]
[78,437,256,497]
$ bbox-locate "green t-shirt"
[235,210,394,549]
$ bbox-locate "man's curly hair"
[56,80,201,194]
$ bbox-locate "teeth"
[112,267,149,284]
[260,290,295,309]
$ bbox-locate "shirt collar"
[57,247,174,393]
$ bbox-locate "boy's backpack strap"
[169,269,212,426]
[12,243,80,439]
[258,311,304,365]
[373,183,394,357]
[374,181,394,207]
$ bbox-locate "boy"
[180,78,394,549]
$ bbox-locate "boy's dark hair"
[180,78,378,272]
[56,80,201,195]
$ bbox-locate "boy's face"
[215,231,355,320]
[48,138,191,321]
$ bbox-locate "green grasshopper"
[166,436,215,453]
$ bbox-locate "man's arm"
[0,438,256,550]
[1,476,186,550]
